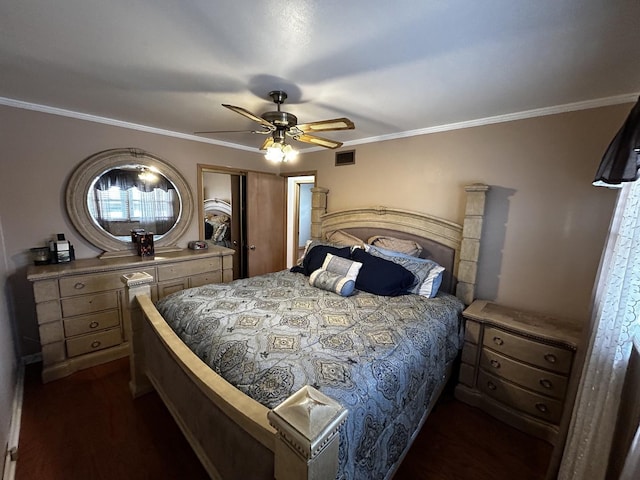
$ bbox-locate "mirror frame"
[67,148,194,257]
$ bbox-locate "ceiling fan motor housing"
[262,111,298,128]
[201,89,354,150]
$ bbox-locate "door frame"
[197,164,250,279]
[284,173,316,267]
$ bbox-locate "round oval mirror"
[66,148,194,257]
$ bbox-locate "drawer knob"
[90,340,101,349]
[74,282,85,290]
[490,359,501,369]
[487,380,497,391]
[89,321,100,329]
[492,336,504,346]
[539,378,553,389]
[544,353,557,364]
[535,403,549,414]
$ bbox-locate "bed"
[121,184,489,480]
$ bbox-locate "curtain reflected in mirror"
[87,166,180,240]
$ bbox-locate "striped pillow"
[309,269,356,296]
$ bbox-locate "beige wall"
[284,104,629,324]
[0,102,629,360]
[0,105,274,356]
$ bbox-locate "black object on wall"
[593,97,640,186]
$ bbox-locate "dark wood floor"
[16,358,552,480]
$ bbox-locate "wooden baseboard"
[2,362,24,480]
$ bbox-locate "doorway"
[199,168,247,279]
[198,165,287,279]
[286,175,316,268]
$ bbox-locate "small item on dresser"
[131,228,146,243]
[30,246,50,265]
[137,233,154,257]
[49,233,75,263]
[188,240,208,250]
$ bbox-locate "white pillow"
[322,253,363,282]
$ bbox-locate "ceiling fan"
[196,90,355,155]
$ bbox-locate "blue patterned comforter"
[156,269,465,480]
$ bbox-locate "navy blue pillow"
[291,245,352,276]
[351,248,416,296]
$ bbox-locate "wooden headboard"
[310,184,489,304]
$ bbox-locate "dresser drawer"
[189,271,223,288]
[483,326,573,374]
[63,309,121,337]
[480,349,568,399]
[157,279,189,299]
[478,370,563,424]
[61,291,119,317]
[59,268,151,297]
[65,328,122,358]
[157,257,222,282]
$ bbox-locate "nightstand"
[455,300,582,445]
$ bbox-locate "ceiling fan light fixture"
[265,142,297,163]
[200,90,355,159]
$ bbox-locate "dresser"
[27,247,234,382]
[455,300,582,444]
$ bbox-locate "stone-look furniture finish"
[122,184,489,479]
[455,299,582,445]
[28,247,233,382]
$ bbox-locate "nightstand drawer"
[61,291,119,317]
[478,370,563,424]
[480,349,568,399]
[483,326,573,374]
[63,309,120,337]
[65,328,122,358]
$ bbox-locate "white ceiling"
[1,0,639,152]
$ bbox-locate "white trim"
[2,363,24,480]
[1,93,637,153]
[302,93,640,152]
[0,97,259,153]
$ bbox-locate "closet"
[198,166,285,278]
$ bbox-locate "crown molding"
[2,93,637,153]
[0,96,258,153]
[342,92,640,148]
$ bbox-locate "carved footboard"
[121,273,348,480]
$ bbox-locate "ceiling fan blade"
[294,133,343,149]
[260,136,275,150]
[194,129,270,135]
[222,104,274,129]
[296,117,355,133]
